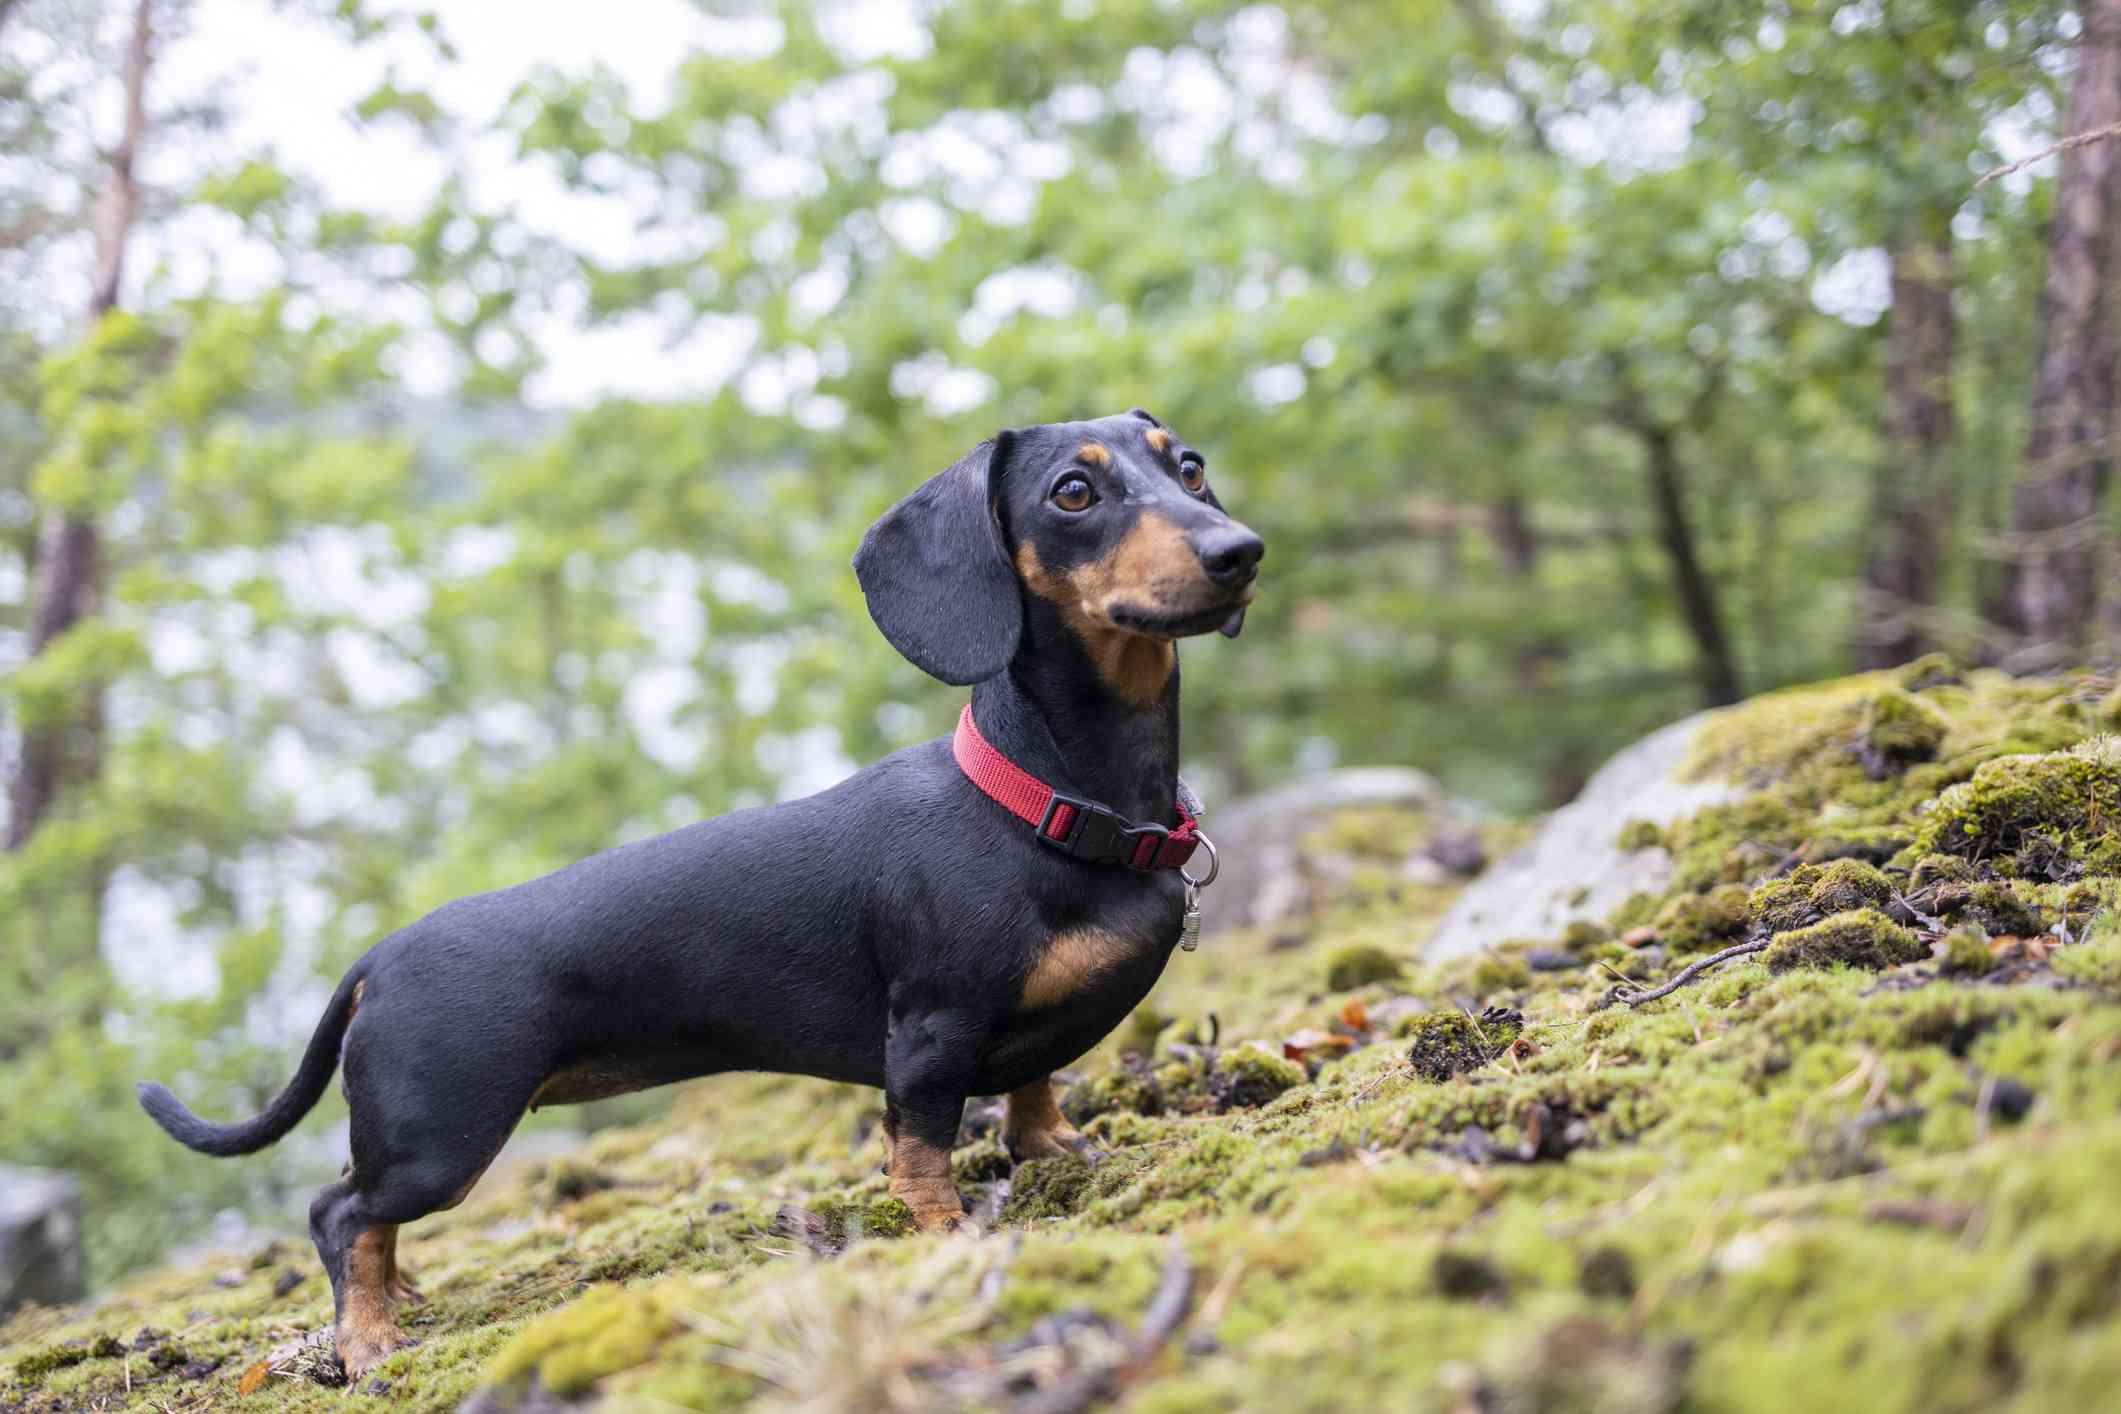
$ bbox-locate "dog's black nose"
[1195,526,1264,586]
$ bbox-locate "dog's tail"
[137,961,369,1157]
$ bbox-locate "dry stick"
[1976,119,2121,187]
[1611,939,1770,1007]
[1018,1242,1196,1414]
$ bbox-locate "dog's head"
[854,409,1263,695]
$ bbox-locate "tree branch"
[1976,119,2121,188]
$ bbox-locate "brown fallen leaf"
[1282,1029,1356,1063]
[1338,998,1370,1034]
[238,1360,270,1396]
[1622,926,1659,948]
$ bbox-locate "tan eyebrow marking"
[1144,427,1171,454]
[1076,442,1111,467]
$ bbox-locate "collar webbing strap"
[952,704,1200,871]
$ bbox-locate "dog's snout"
[1194,526,1264,586]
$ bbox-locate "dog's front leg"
[883,1007,981,1233]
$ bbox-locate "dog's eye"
[1179,460,1206,494]
[1052,476,1095,512]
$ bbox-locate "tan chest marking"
[1021,926,1150,1009]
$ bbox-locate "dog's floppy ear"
[853,431,1022,685]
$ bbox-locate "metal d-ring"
[1180,830,1219,890]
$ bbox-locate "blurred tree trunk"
[1639,423,1742,706]
[1990,1,2121,660]
[1858,224,1956,669]
[6,0,153,852]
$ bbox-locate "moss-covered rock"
[1763,909,1927,974]
[1652,883,1752,953]
[1405,1011,1494,1082]
[1937,926,1996,978]
[1936,881,2046,938]
[1908,853,1976,892]
[1062,1066,1162,1124]
[1000,1154,1098,1222]
[1809,858,1894,915]
[1913,739,2121,861]
[1749,866,1823,936]
[1207,1045,1307,1111]
[1898,652,1962,692]
[1860,689,1949,771]
[1617,819,1666,851]
[1325,943,1405,992]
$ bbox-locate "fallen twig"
[1977,120,2121,187]
[1018,1242,1195,1414]
[1605,939,1770,1008]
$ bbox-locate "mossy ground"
[7,666,2121,1412]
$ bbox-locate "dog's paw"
[336,1325,414,1381]
[1008,1125,1103,1165]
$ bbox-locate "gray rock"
[0,1164,86,1318]
[1197,767,1460,936]
[1422,712,1747,960]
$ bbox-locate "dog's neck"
[969,615,1179,827]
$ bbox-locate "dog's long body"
[139,410,1261,1376]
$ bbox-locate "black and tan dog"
[138,409,1262,1377]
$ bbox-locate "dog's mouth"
[1106,588,1255,639]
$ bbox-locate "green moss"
[1325,943,1405,992]
[1605,891,1661,934]
[1913,739,2121,861]
[1062,1066,1162,1124]
[484,1283,680,1396]
[1302,804,1431,862]
[810,1195,919,1240]
[1561,920,1608,952]
[1810,858,1894,914]
[1001,1154,1098,1223]
[1209,1046,1307,1110]
[9,1335,123,1383]
[1897,652,1962,692]
[1939,881,2045,938]
[2055,913,2121,989]
[1467,952,1532,996]
[1653,883,1752,953]
[1909,854,1976,892]
[1750,866,1824,935]
[1937,926,1996,978]
[530,1158,616,1205]
[1763,909,1928,974]
[1405,1011,1493,1082]
[1617,819,1665,851]
[1862,689,1950,769]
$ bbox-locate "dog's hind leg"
[315,1010,544,1378]
[1001,1077,1093,1161]
[309,1180,409,1382]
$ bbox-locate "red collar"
[952,704,1202,872]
